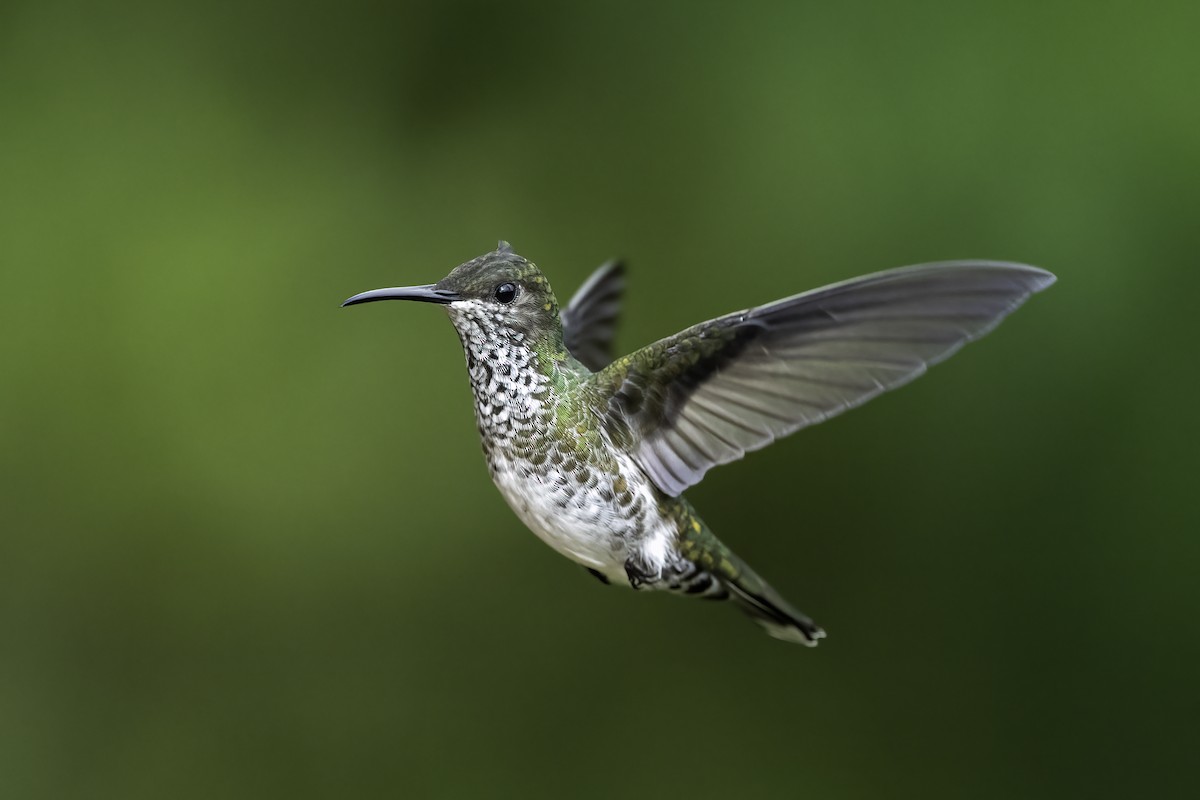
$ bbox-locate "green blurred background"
[3,1,1197,797]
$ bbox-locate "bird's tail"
[723,574,825,646]
[669,497,824,645]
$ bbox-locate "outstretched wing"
[562,259,626,371]
[592,261,1056,496]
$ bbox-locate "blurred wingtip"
[1034,268,1058,291]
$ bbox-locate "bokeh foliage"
[2,1,1197,797]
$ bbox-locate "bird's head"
[343,241,564,349]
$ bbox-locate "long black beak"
[341,284,461,307]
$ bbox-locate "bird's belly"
[488,454,663,584]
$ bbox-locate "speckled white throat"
[446,298,676,585]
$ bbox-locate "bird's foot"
[624,559,657,590]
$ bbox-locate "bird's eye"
[494,282,518,304]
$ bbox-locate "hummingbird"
[343,242,1054,645]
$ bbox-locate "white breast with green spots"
[488,445,676,586]
[447,298,678,585]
